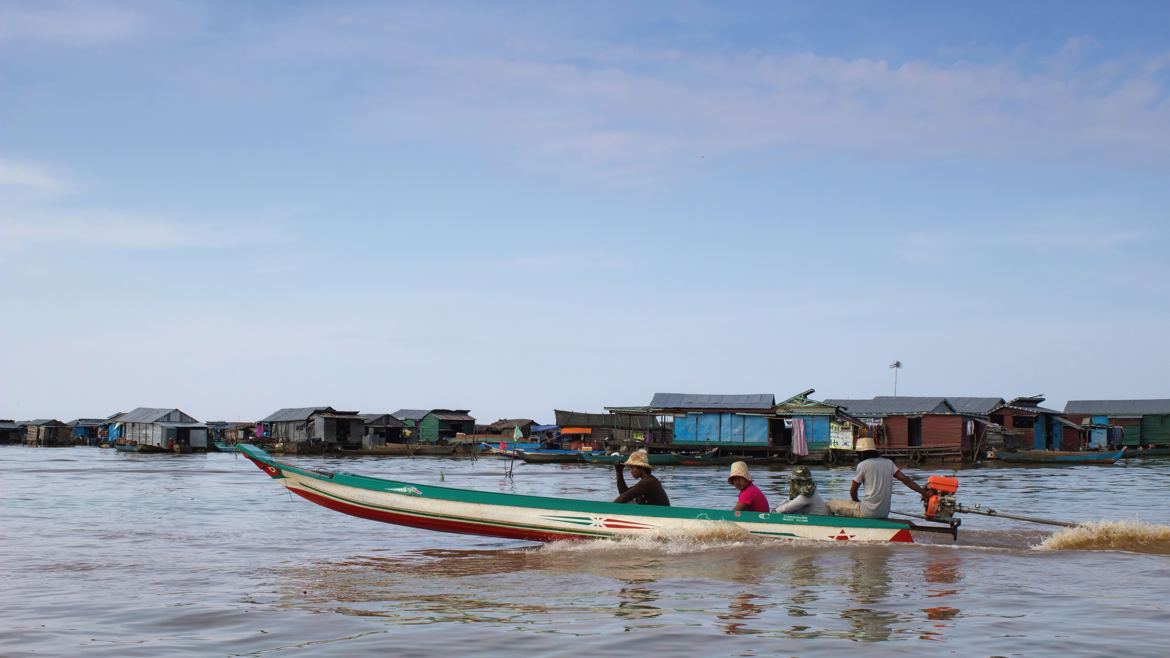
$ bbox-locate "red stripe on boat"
[890,528,913,543]
[293,487,589,543]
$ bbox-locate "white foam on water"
[540,523,768,555]
[1036,520,1170,555]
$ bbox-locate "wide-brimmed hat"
[727,461,752,483]
[624,449,652,469]
[855,437,877,452]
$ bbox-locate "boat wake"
[541,523,764,555]
[1036,520,1170,555]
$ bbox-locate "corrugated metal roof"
[947,397,1005,414]
[28,419,64,426]
[392,409,431,421]
[825,397,953,415]
[119,408,183,423]
[554,410,660,430]
[531,424,558,432]
[0,421,19,430]
[360,414,405,427]
[434,412,476,422]
[650,393,775,410]
[1065,399,1170,415]
[260,407,335,423]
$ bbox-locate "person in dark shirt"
[614,449,670,506]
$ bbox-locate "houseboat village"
[5,390,1170,466]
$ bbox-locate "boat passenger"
[773,466,831,516]
[726,461,770,513]
[614,449,670,506]
[826,437,930,519]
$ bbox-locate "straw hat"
[624,449,652,469]
[855,437,877,452]
[727,461,752,483]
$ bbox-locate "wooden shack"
[258,407,364,447]
[0,420,21,444]
[988,396,1066,451]
[25,419,71,446]
[360,414,406,448]
[391,409,476,443]
[826,396,999,463]
[1064,399,1170,450]
[115,408,208,451]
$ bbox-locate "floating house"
[115,408,208,451]
[529,424,560,443]
[486,418,538,437]
[1064,399,1170,449]
[773,390,865,460]
[360,414,406,448]
[987,396,1068,451]
[1,419,24,444]
[24,419,71,446]
[257,407,364,446]
[391,409,476,443]
[67,418,106,446]
[646,393,776,447]
[554,410,660,447]
[826,396,1000,462]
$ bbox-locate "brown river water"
[3,446,1170,656]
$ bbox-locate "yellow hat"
[855,437,877,452]
[727,461,752,483]
[624,449,652,469]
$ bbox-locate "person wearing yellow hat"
[826,437,930,518]
[727,461,770,513]
[613,449,670,506]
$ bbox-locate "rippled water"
[3,447,1169,656]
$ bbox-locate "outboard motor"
[923,475,959,523]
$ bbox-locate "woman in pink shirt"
[727,461,769,513]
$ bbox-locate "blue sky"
[2,1,1169,423]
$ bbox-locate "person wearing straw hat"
[727,461,770,513]
[613,449,670,506]
[774,465,831,516]
[826,437,930,518]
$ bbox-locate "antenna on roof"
[889,361,902,396]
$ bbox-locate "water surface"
[2,447,1168,656]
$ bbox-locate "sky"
[2,1,1169,423]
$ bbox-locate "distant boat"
[676,450,750,466]
[993,448,1126,465]
[515,449,600,464]
[112,441,165,454]
[236,444,925,543]
[582,452,681,466]
[213,441,236,453]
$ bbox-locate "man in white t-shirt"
[827,437,929,518]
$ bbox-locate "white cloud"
[0,212,273,250]
[347,36,1170,181]
[0,2,144,45]
[0,158,67,191]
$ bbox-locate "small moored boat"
[992,448,1126,465]
[237,444,926,543]
[582,452,681,466]
[515,449,597,464]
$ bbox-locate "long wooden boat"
[213,440,236,453]
[992,448,1126,465]
[516,449,591,464]
[582,452,682,466]
[112,442,140,453]
[1124,446,1170,458]
[237,444,924,543]
[676,450,750,466]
